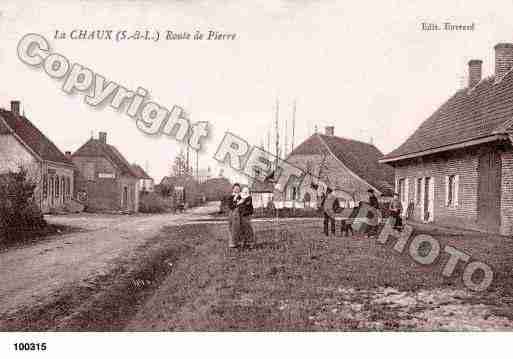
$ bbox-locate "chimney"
[494,43,513,82]
[325,126,334,136]
[468,59,482,88]
[99,132,107,144]
[10,100,20,115]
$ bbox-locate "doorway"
[478,150,501,232]
[122,186,129,209]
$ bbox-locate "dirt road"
[0,203,219,317]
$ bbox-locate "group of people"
[223,182,404,249]
[320,188,381,237]
[320,188,404,237]
[225,183,255,250]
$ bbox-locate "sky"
[1,0,513,183]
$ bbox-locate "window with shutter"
[447,175,456,206]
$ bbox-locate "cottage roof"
[72,138,138,177]
[382,72,513,162]
[289,133,394,195]
[0,108,73,165]
[131,163,152,180]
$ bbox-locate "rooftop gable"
[289,133,394,195]
[131,163,152,179]
[72,138,138,177]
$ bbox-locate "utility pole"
[274,98,280,171]
[267,123,271,153]
[284,115,288,158]
[186,144,190,176]
[291,99,296,152]
[196,149,199,180]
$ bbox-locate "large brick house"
[0,101,74,213]
[381,43,513,235]
[72,132,140,212]
[274,126,394,207]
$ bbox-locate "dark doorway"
[122,186,129,209]
[478,150,501,232]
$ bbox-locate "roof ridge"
[318,133,378,148]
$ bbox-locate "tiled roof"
[383,71,513,161]
[0,109,73,165]
[131,163,152,179]
[72,138,138,177]
[289,133,394,195]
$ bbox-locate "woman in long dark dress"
[237,186,254,250]
[227,183,241,248]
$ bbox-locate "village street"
[1,201,513,331]
[0,202,218,318]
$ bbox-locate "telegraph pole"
[284,116,288,158]
[291,99,296,152]
[274,98,280,171]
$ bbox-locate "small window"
[55,176,60,197]
[448,175,456,206]
[398,178,406,202]
[292,186,298,201]
[65,177,71,199]
[48,176,54,197]
[61,177,65,199]
[42,174,48,199]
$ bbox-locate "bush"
[139,192,174,213]
[0,168,46,241]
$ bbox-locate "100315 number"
[13,343,47,351]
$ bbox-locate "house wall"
[138,178,154,192]
[274,153,380,205]
[253,192,273,208]
[39,162,74,213]
[0,134,39,175]
[73,156,139,212]
[500,149,513,235]
[0,134,74,213]
[394,148,481,231]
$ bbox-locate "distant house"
[131,163,154,193]
[273,126,394,207]
[381,43,513,235]
[196,167,213,184]
[250,180,274,208]
[200,176,231,201]
[72,132,140,212]
[0,100,74,213]
[160,175,201,206]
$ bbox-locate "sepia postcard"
[0,0,512,357]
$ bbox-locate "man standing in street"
[390,192,403,230]
[322,187,339,236]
